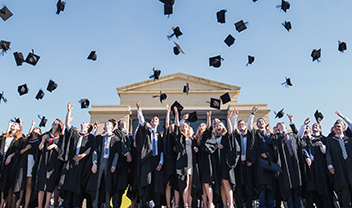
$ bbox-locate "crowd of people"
[0,101,352,208]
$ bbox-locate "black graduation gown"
[35,135,64,193]
[0,135,23,197]
[191,139,202,199]
[233,130,257,199]
[271,133,302,200]
[198,128,217,185]
[58,127,94,194]
[326,134,352,192]
[301,135,330,197]
[112,128,131,193]
[252,129,277,194]
[162,127,177,186]
[126,133,139,200]
[85,134,119,193]
[135,123,165,195]
[13,136,41,193]
[212,132,240,187]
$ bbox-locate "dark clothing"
[198,129,216,185]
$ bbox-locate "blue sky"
[1,0,351,135]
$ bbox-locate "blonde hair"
[212,122,227,137]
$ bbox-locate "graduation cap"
[12,117,21,124]
[56,0,66,15]
[0,91,7,103]
[224,34,235,47]
[0,6,13,21]
[187,111,198,122]
[87,51,97,61]
[220,92,231,104]
[152,91,167,103]
[35,89,45,100]
[160,0,175,15]
[80,99,90,109]
[311,48,321,62]
[25,49,40,66]
[277,0,290,12]
[252,0,258,2]
[149,68,161,80]
[47,80,58,92]
[18,84,29,96]
[234,20,247,33]
[246,55,255,66]
[173,42,184,55]
[274,109,284,119]
[0,40,10,55]
[210,98,221,110]
[171,101,184,118]
[281,77,292,87]
[13,52,25,66]
[167,26,183,40]
[38,115,48,127]
[282,21,292,31]
[209,55,223,68]
[183,83,189,95]
[314,110,324,122]
[216,9,227,24]
[338,41,347,53]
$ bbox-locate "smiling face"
[312,123,321,134]
[10,122,20,132]
[181,123,189,133]
[81,122,90,132]
[256,118,266,129]
[104,121,113,133]
[237,120,247,132]
[304,126,311,135]
[32,127,42,137]
[333,120,345,135]
[118,120,126,130]
[150,116,159,128]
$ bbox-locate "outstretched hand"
[286,113,293,123]
[67,102,74,112]
[136,101,141,110]
[304,118,310,125]
[252,106,258,115]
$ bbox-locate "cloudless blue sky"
[1,0,351,135]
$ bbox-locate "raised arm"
[27,119,35,136]
[231,106,239,132]
[248,106,258,131]
[336,110,352,130]
[206,111,212,129]
[65,102,74,130]
[297,118,310,138]
[136,101,145,126]
[6,120,13,134]
[287,113,298,135]
[165,104,171,129]
[174,106,179,127]
[227,110,233,134]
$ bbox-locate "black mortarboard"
[12,117,21,124]
[224,34,235,47]
[183,83,189,95]
[149,68,161,80]
[87,51,97,61]
[220,92,231,104]
[164,4,173,15]
[80,99,90,109]
[282,21,292,31]
[35,89,45,100]
[281,77,292,87]
[167,26,183,40]
[246,55,255,66]
[47,80,58,92]
[216,9,227,24]
[187,111,198,122]
[209,55,223,68]
[25,50,40,66]
[314,110,324,122]
[0,6,13,21]
[152,91,167,103]
[0,91,7,103]
[0,40,10,54]
[338,41,347,53]
[252,0,258,2]
[274,109,284,119]
[13,52,24,66]
[18,84,29,96]
[279,0,290,12]
[56,0,66,15]
[38,115,48,127]
[210,98,221,110]
[171,101,184,118]
[234,20,247,33]
[311,48,321,62]
[173,42,184,55]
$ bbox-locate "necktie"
[337,136,348,160]
[152,130,157,156]
[241,134,246,158]
[285,134,293,157]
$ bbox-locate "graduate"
[13,119,42,208]
[326,111,352,207]
[231,107,256,208]
[0,119,24,208]
[135,101,165,208]
[111,119,132,208]
[91,120,119,208]
[212,111,239,208]
[248,106,277,208]
[35,119,65,208]
[59,102,95,208]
